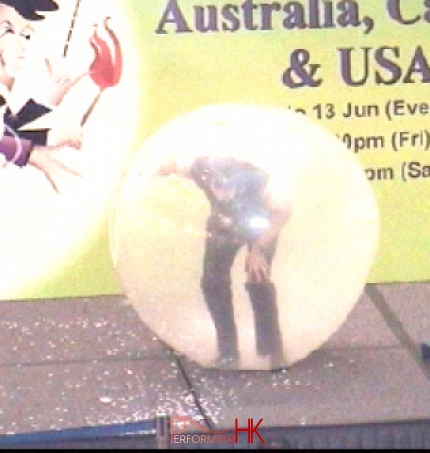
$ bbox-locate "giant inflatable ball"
[111,104,379,371]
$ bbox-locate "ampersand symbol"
[282,50,322,89]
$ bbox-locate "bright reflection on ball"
[112,104,379,371]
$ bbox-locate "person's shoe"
[209,353,240,370]
[257,349,287,371]
[270,360,289,373]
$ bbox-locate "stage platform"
[0,283,429,449]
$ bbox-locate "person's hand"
[38,59,88,107]
[28,144,81,193]
[49,121,83,149]
[246,247,270,283]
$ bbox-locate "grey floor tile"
[374,283,430,344]
[1,288,429,439]
[0,357,200,436]
[180,347,430,430]
[0,297,166,366]
[325,290,400,349]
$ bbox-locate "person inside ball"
[158,155,292,369]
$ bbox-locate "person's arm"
[251,205,291,252]
[28,144,80,193]
[153,157,194,179]
[37,59,90,108]
[246,194,292,283]
[156,160,180,177]
[0,135,80,192]
[0,135,34,167]
[17,59,89,148]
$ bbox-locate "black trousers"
[201,225,284,364]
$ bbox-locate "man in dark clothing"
[159,156,291,369]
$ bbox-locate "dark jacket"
[0,99,51,167]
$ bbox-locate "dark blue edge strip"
[1,418,430,449]
[0,420,157,447]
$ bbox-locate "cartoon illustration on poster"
[0,0,139,299]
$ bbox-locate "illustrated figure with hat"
[158,156,291,369]
[0,0,122,191]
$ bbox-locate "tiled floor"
[0,284,429,442]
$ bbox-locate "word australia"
[155,0,372,34]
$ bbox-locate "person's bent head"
[204,158,248,203]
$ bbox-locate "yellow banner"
[128,0,430,284]
[0,0,429,300]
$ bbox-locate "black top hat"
[0,0,59,20]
